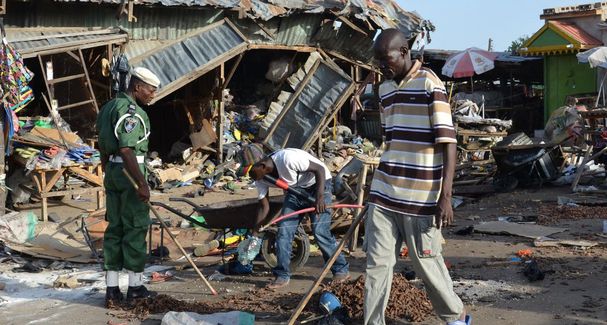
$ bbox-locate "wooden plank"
[46,73,85,85]
[44,168,66,192]
[217,63,225,163]
[349,162,368,251]
[248,44,318,52]
[57,99,96,111]
[79,49,99,113]
[41,187,104,198]
[68,167,103,186]
[222,53,244,91]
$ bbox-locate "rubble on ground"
[319,274,433,322]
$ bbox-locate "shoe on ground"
[266,277,290,290]
[331,273,351,284]
[126,285,157,303]
[105,286,123,308]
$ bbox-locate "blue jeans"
[273,182,349,280]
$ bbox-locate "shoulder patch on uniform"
[124,117,139,133]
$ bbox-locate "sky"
[398,1,590,51]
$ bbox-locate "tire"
[260,226,310,271]
[493,174,519,192]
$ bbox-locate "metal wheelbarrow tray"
[161,195,285,229]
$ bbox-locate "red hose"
[267,204,364,226]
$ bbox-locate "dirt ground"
[1,184,607,325]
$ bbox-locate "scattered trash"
[161,310,254,325]
[516,249,533,258]
[523,260,545,282]
[455,226,474,236]
[237,236,262,265]
[533,237,598,248]
[0,211,38,244]
[53,275,80,289]
[150,271,174,284]
[319,291,341,314]
[208,271,226,282]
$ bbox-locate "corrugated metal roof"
[275,15,321,46]
[5,28,128,58]
[5,2,224,41]
[52,0,425,38]
[550,20,602,46]
[128,19,248,104]
[312,21,374,62]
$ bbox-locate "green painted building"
[521,18,602,120]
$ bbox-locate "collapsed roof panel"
[264,54,355,150]
[52,0,425,38]
[127,19,248,104]
[5,28,128,58]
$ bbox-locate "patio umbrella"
[442,47,498,78]
[576,46,607,68]
[577,47,607,106]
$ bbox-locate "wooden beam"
[248,44,318,52]
[216,63,225,163]
[78,49,99,113]
[127,0,137,22]
[68,166,103,186]
[222,53,244,91]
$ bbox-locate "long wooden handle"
[287,205,369,325]
[122,169,218,295]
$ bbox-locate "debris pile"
[538,204,607,225]
[123,289,305,320]
[453,99,511,164]
[320,274,433,322]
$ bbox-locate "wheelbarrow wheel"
[493,174,519,192]
[260,227,310,271]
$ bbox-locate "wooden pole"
[122,169,217,295]
[287,206,369,325]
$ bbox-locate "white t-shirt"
[256,149,331,200]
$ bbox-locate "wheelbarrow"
[151,195,311,271]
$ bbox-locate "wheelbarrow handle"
[169,197,202,208]
[150,201,207,228]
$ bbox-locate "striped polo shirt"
[369,60,457,217]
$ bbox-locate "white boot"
[128,271,144,287]
[106,270,119,287]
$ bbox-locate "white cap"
[131,67,161,88]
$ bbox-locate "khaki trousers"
[363,204,464,324]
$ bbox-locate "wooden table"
[348,154,380,251]
[27,164,104,221]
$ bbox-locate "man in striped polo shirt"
[363,29,470,325]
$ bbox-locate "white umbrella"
[577,47,607,106]
[576,46,607,68]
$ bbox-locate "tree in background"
[507,35,530,54]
